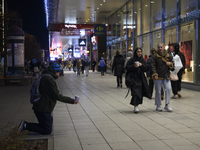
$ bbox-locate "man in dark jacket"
[112,51,125,88]
[18,65,78,134]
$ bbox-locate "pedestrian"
[59,62,64,76]
[68,59,72,71]
[76,58,81,76]
[147,48,164,100]
[112,51,125,88]
[92,59,96,72]
[81,59,85,74]
[170,43,186,98]
[73,58,77,72]
[84,57,90,76]
[18,65,79,135]
[124,51,133,71]
[151,43,174,112]
[99,57,106,76]
[125,47,151,113]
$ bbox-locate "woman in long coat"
[112,51,125,88]
[125,47,151,113]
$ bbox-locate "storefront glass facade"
[106,0,200,84]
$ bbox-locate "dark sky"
[6,0,49,49]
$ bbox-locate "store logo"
[65,25,77,28]
[80,41,85,45]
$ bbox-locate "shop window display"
[151,0,162,31]
[134,0,141,36]
[164,27,177,46]
[142,0,150,33]
[127,1,133,38]
[152,31,162,49]
[142,34,150,62]
[134,36,141,50]
[164,0,177,27]
[180,22,195,83]
[179,0,196,23]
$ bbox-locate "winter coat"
[32,66,75,113]
[112,55,125,76]
[151,50,174,80]
[124,51,133,68]
[76,60,81,69]
[99,57,106,67]
[146,55,152,78]
[125,57,151,99]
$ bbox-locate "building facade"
[105,0,200,85]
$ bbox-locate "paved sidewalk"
[1,70,200,150]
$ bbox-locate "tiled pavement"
[1,69,200,150]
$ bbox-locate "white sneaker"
[172,95,178,99]
[134,106,139,113]
[164,105,173,112]
[156,105,162,111]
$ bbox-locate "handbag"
[170,72,178,81]
[173,55,183,73]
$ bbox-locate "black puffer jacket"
[112,55,125,76]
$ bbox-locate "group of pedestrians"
[112,42,185,113]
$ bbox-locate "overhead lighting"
[103,0,105,2]
[145,5,148,7]
[100,4,102,6]
[97,8,99,9]
[151,1,154,3]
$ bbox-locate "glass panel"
[198,0,200,17]
[134,36,141,50]
[164,0,177,27]
[128,40,133,51]
[14,43,24,67]
[142,34,150,62]
[112,15,117,39]
[106,18,112,41]
[142,0,150,33]
[151,0,162,31]
[134,0,141,36]
[121,6,127,37]
[179,0,197,23]
[127,1,133,38]
[116,10,121,38]
[164,27,177,46]
[122,41,126,58]
[180,22,195,83]
[152,30,162,49]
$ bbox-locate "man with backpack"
[18,64,79,135]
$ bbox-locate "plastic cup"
[135,61,139,67]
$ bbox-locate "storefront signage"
[94,24,106,36]
[68,48,73,53]
[79,39,86,46]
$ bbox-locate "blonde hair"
[157,43,165,48]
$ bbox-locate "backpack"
[85,60,89,66]
[30,74,54,104]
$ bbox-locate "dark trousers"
[117,75,122,86]
[100,67,104,75]
[92,65,95,72]
[26,111,53,135]
[149,79,164,96]
[171,72,183,95]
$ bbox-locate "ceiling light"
[151,1,154,3]
[100,4,102,6]
[97,8,99,9]
[145,5,148,7]
[103,0,105,2]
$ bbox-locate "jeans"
[77,68,80,76]
[149,79,164,96]
[26,111,53,135]
[100,67,104,75]
[154,78,171,106]
[85,66,89,76]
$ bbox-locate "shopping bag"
[170,72,178,81]
[172,55,183,74]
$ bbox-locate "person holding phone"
[18,64,79,134]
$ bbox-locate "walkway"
[0,70,200,150]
